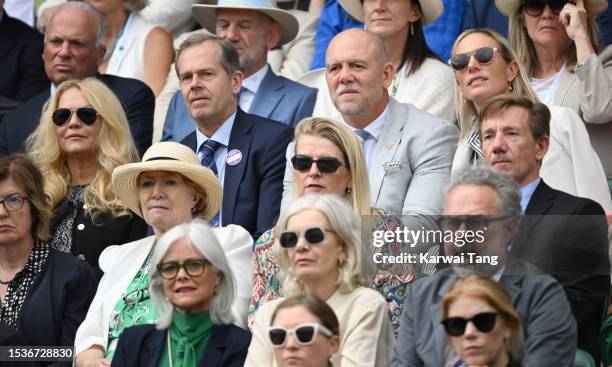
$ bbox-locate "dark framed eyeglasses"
[157,259,209,279]
[448,47,499,72]
[52,107,99,126]
[522,0,574,17]
[291,155,347,174]
[0,195,27,212]
[438,215,510,232]
[279,227,335,248]
[268,323,333,348]
[441,312,504,336]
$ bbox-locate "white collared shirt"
[239,64,269,113]
[336,104,389,171]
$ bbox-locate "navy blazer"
[0,74,154,157]
[162,66,316,142]
[0,10,49,103]
[112,323,251,367]
[18,249,97,367]
[511,180,610,362]
[180,108,293,239]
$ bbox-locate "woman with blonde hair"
[499,0,612,175]
[441,275,525,366]
[250,117,434,335]
[449,28,611,210]
[247,194,395,366]
[27,77,147,273]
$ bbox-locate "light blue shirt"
[195,109,237,187]
[520,177,541,212]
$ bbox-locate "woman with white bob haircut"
[246,194,394,367]
[112,219,251,366]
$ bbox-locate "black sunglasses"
[441,312,504,336]
[279,227,335,248]
[438,215,510,232]
[522,0,574,16]
[449,47,499,72]
[291,155,347,174]
[52,107,99,126]
[156,259,209,279]
[268,323,333,348]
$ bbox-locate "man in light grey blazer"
[282,29,458,220]
[161,0,317,142]
[392,167,577,367]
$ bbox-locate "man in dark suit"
[176,33,293,239]
[0,2,153,157]
[0,1,49,104]
[392,167,577,366]
[479,95,610,362]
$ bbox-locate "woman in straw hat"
[310,0,456,123]
[499,0,612,175]
[74,142,253,367]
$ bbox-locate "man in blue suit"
[161,0,316,143]
[176,32,293,239]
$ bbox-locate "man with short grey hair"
[0,1,154,157]
[392,166,577,367]
[176,33,293,239]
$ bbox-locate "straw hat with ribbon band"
[112,142,222,221]
[192,0,299,46]
[337,0,443,26]
[495,0,608,16]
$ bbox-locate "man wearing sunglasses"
[0,2,154,158]
[479,95,610,362]
[177,33,293,240]
[392,167,576,367]
[282,29,458,221]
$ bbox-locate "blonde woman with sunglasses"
[449,28,611,210]
[499,0,612,176]
[246,194,395,367]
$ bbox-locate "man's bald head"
[324,29,393,128]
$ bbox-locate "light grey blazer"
[281,97,458,221]
[391,260,577,367]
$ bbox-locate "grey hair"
[448,167,522,225]
[149,219,235,329]
[45,2,106,48]
[273,194,375,296]
[175,32,241,78]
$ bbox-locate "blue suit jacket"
[112,323,251,367]
[180,108,293,239]
[162,66,315,142]
[0,74,154,157]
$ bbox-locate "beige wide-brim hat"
[112,142,222,221]
[192,0,299,46]
[495,0,608,16]
[338,0,443,26]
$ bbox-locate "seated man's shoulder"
[240,111,293,135]
[98,74,153,96]
[276,74,318,95]
[544,184,605,215]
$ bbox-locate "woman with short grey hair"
[112,219,251,367]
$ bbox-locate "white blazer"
[452,105,612,211]
[74,225,253,356]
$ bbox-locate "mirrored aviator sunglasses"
[52,107,99,126]
[267,323,333,348]
[278,227,329,248]
[522,0,573,16]
[291,155,346,174]
[441,312,502,336]
[448,47,499,72]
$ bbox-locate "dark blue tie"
[198,139,222,227]
[199,139,221,176]
[354,129,371,143]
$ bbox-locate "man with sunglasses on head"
[479,94,610,362]
[0,2,154,158]
[176,32,293,240]
[392,166,577,367]
[282,29,458,223]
